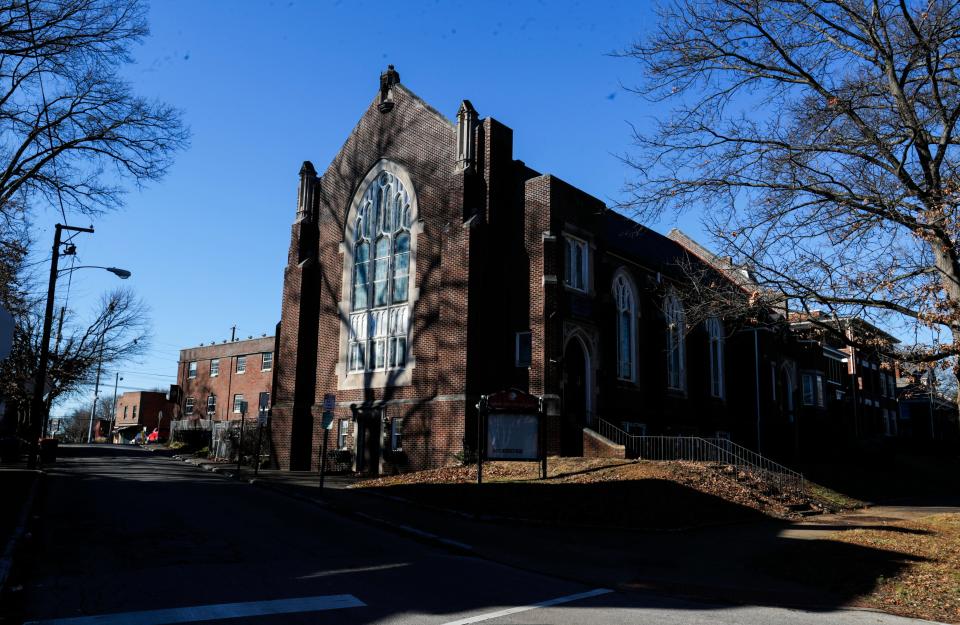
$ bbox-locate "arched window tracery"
[613,272,637,381]
[665,292,686,391]
[348,170,412,373]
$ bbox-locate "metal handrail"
[596,419,805,496]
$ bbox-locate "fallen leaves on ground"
[834,514,960,623]
[352,458,805,528]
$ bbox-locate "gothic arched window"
[613,271,637,381]
[665,292,686,391]
[706,317,724,398]
[348,171,412,372]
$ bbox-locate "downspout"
[754,328,761,454]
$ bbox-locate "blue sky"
[44,0,703,416]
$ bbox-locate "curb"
[0,469,43,595]
[166,455,476,557]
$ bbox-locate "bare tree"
[0,0,188,225]
[621,0,960,402]
[0,287,149,433]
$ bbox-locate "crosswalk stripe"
[24,594,365,625]
[438,588,614,625]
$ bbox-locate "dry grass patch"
[353,458,803,529]
[835,513,960,623]
[759,513,960,623]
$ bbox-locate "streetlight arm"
[57,265,131,279]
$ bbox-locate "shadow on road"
[7,445,944,625]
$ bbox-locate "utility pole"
[110,372,121,444]
[87,330,106,443]
[28,223,94,469]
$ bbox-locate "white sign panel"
[487,413,539,460]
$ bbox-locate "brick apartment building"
[176,336,275,424]
[112,391,177,444]
[271,66,820,475]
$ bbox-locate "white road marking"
[24,594,365,625]
[297,562,411,579]
[438,588,614,625]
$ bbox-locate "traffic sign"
[323,393,336,411]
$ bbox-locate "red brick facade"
[271,67,910,474]
[176,337,275,423]
[112,391,176,443]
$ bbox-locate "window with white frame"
[206,394,216,415]
[563,236,588,291]
[188,361,197,379]
[664,292,686,391]
[233,394,245,414]
[347,170,412,373]
[613,272,637,381]
[185,397,195,416]
[707,317,725,398]
[236,356,246,374]
[210,358,219,377]
[261,352,273,371]
[391,417,403,451]
[337,419,350,450]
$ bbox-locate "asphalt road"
[11,446,942,625]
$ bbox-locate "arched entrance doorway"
[562,336,590,455]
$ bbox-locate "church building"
[270,67,771,473]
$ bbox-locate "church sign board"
[477,389,546,483]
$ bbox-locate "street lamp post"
[28,224,93,469]
[27,224,132,467]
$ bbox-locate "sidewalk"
[0,467,42,596]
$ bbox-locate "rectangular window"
[207,395,216,415]
[563,236,588,291]
[123,405,128,419]
[802,374,815,406]
[185,398,195,416]
[210,358,219,377]
[515,331,532,368]
[233,394,245,414]
[132,404,138,419]
[188,361,197,379]
[261,352,273,371]
[236,355,246,374]
[337,419,350,450]
[816,375,825,407]
[391,417,403,452]
[258,392,270,416]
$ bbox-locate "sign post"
[254,402,269,477]
[236,400,248,474]
[319,393,336,489]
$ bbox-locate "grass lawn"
[354,458,813,530]
[760,513,960,623]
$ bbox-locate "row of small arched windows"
[613,272,724,398]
